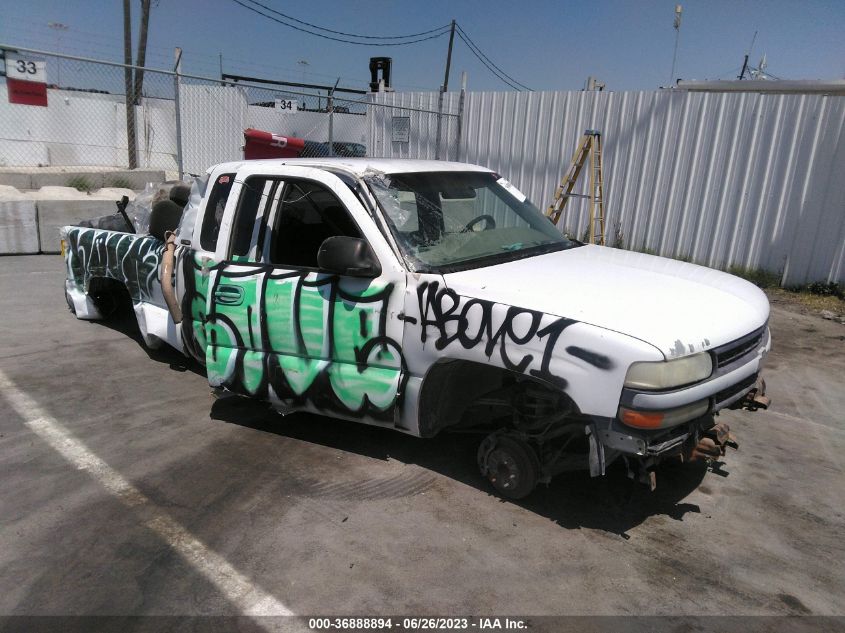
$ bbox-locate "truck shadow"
[92,312,708,536]
[210,396,708,537]
[91,312,205,377]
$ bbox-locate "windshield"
[366,171,578,271]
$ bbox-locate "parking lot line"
[0,368,294,617]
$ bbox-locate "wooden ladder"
[547,129,606,245]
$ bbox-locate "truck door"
[180,170,238,364]
[205,166,407,426]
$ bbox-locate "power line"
[454,30,522,91]
[229,0,451,46]
[243,0,451,40]
[455,24,532,91]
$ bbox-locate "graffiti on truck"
[63,231,614,419]
[181,253,405,420]
[415,281,613,389]
[64,227,163,302]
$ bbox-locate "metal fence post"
[327,78,339,157]
[434,87,444,160]
[173,47,184,179]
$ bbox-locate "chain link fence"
[0,45,462,180]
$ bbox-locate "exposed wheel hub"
[477,433,540,499]
[488,449,521,491]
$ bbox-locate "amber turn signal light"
[620,408,665,429]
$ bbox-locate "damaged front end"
[588,325,771,490]
[587,412,747,491]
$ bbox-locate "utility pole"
[668,4,682,88]
[123,0,137,169]
[133,0,151,104]
[443,19,456,92]
[435,19,456,160]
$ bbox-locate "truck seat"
[169,183,191,207]
[149,199,184,241]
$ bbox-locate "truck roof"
[210,158,493,177]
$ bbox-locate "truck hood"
[441,245,770,359]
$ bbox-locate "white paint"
[64,279,102,320]
[496,177,526,203]
[133,302,184,351]
[442,244,770,358]
[210,157,490,178]
[0,368,294,617]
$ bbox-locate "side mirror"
[317,236,382,278]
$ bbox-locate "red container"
[243,128,306,159]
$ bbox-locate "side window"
[268,180,362,268]
[199,173,235,252]
[230,177,277,261]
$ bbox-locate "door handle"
[214,284,245,306]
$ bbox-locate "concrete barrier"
[104,170,167,190]
[0,201,40,254]
[37,199,125,253]
[29,172,106,190]
[0,173,34,190]
[29,170,165,191]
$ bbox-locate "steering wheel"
[461,214,496,233]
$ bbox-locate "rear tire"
[478,434,539,500]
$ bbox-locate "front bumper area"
[587,373,768,481]
[585,327,771,486]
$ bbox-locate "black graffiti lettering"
[529,318,577,389]
[417,281,576,385]
[246,305,256,348]
[417,281,457,348]
[454,299,486,348]
[359,311,368,338]
[490,307,543,373]
[566,346,614,370]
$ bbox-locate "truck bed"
[62,225,165,304]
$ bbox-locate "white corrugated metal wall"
[371,89,845,285]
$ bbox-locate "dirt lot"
[1,255,843,626]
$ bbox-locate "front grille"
[715,327,765,368]
[713,373,757,405]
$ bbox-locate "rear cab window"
[199,173,236,252]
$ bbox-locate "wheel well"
[417,359,582,438]
[86,277,132,318]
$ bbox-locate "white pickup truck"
[61,158,771,498]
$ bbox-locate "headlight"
[624,352,713,390]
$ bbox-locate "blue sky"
[2,0,843,93]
